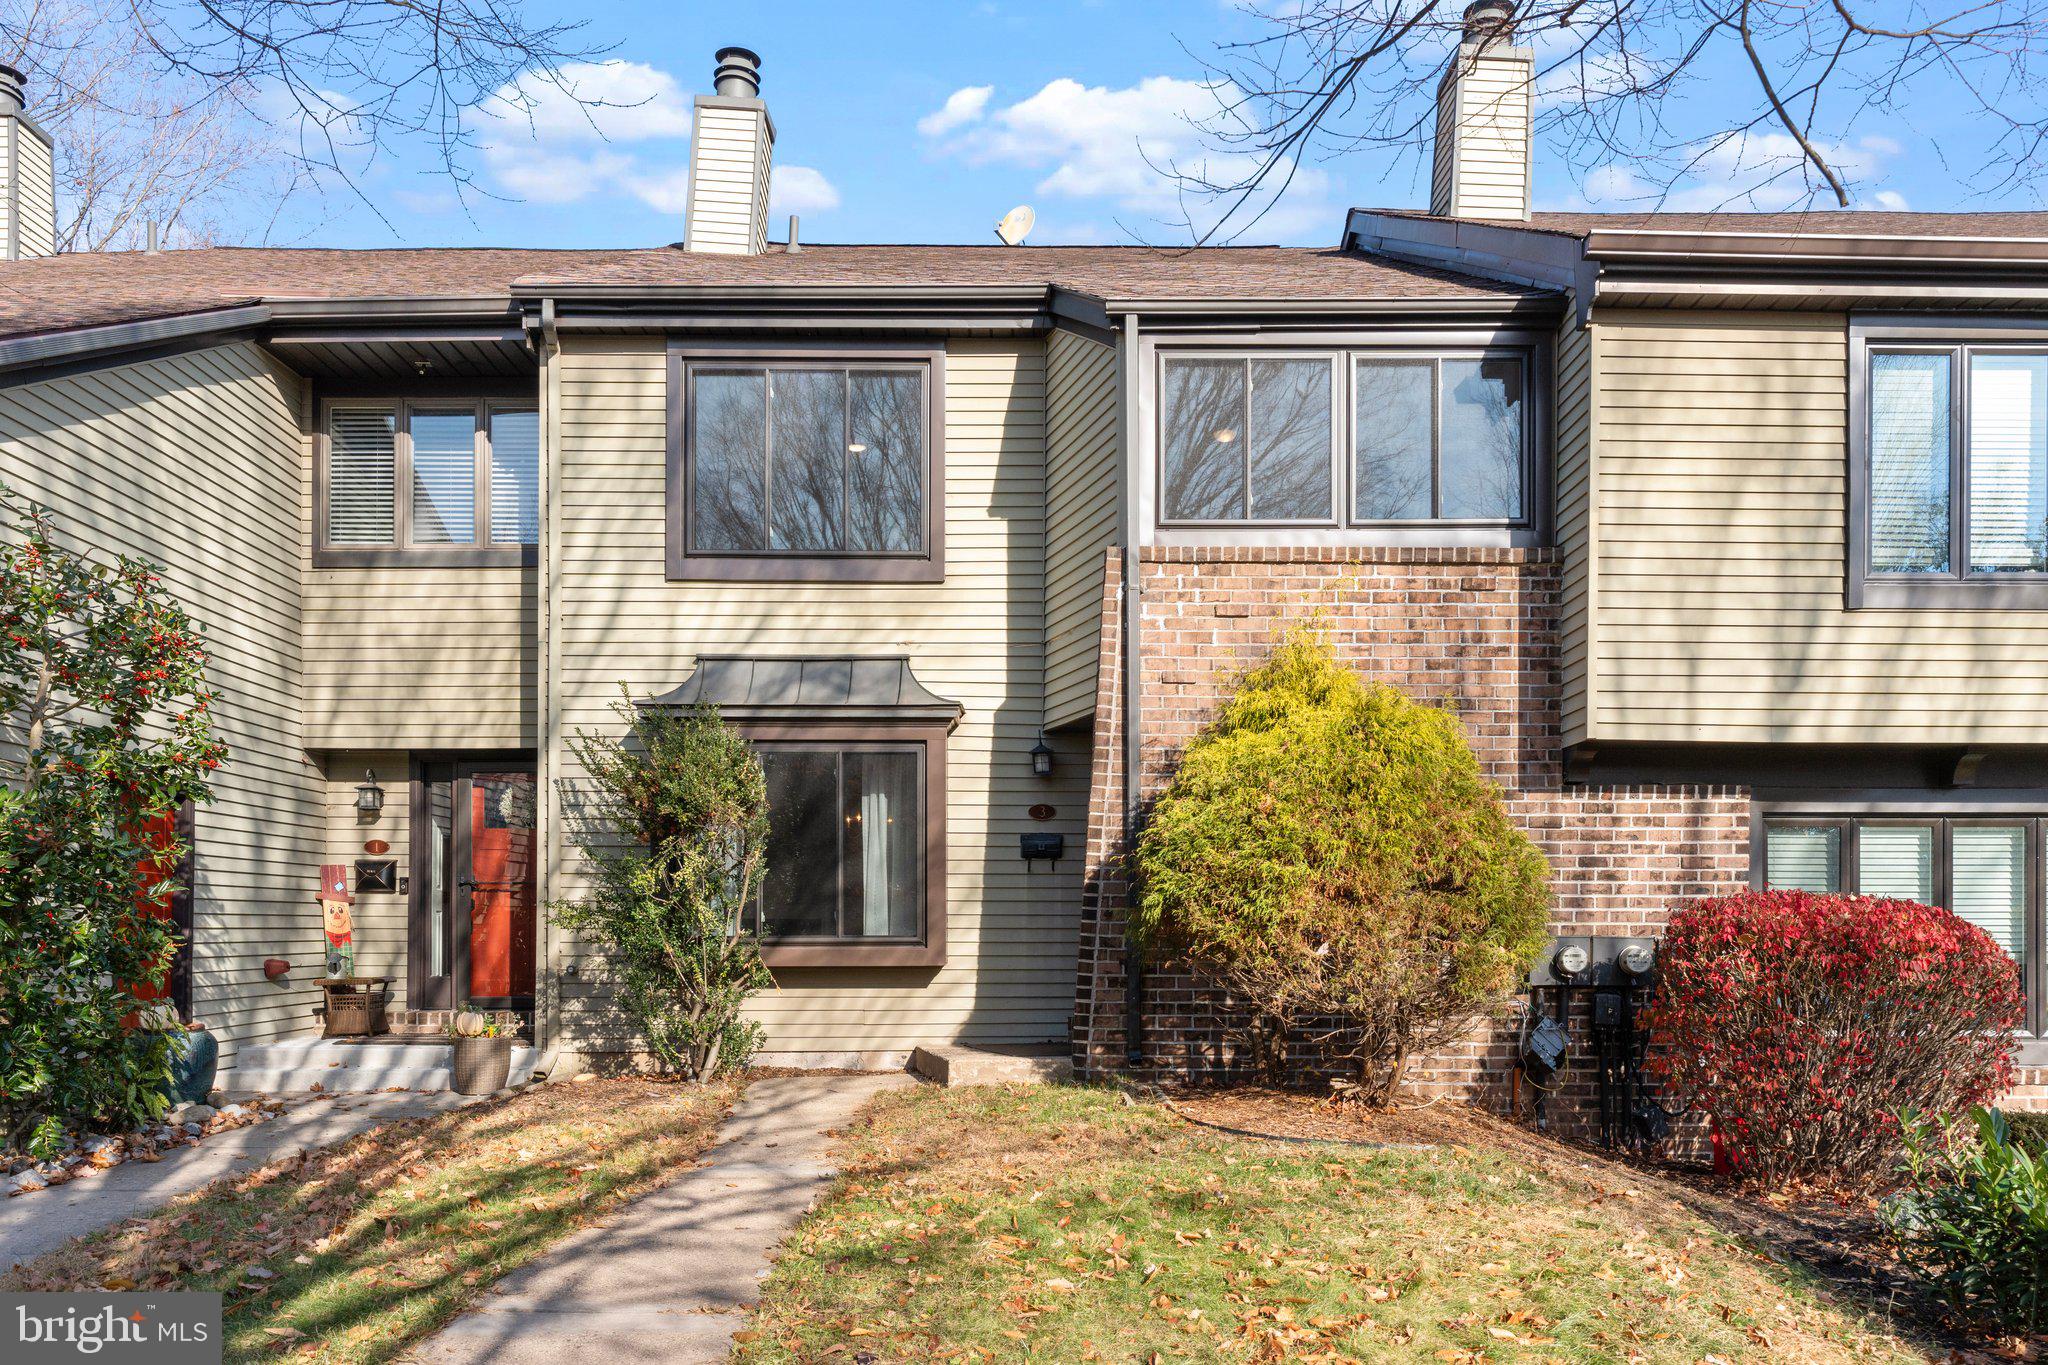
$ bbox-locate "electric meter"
[1618,942,1655,977]
[1554,943,1590,977]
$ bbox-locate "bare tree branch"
[1171,0,2048,243]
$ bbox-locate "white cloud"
[770,166,842,216]
[1568,133,1905,213]
[918,86,993,137]
[487,60,693,145]
[1871,188,1910,211]
[469,58,840,222]
[924,74,1339,240]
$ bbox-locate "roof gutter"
[0,304,271,383]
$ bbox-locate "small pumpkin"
[450,1009,492,1038]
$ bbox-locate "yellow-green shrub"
[1131,636,1551,1099]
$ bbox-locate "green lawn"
[735,1084,1929,1363]
[3,1076,739,1364]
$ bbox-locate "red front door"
[466,771,536,1000]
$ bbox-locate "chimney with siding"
[684,47,775,255]
[1430,1,1534,221]
[0,66,56,259]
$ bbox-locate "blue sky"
[271,0,2013,252]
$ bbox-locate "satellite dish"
[995,205,1036,246]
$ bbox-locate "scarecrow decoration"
[317,862,356,979]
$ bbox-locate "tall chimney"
[1429,1,1533,221]
[0,66,56,258]
[685,46,775,255]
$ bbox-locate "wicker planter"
[450,1035,512,1095]
[321,981,389,1038]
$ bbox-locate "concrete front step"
[909,1044,1073,1087]
[226,1037,539,1094]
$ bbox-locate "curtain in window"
[1968,354,2048,572]
[1764,825,1841,892]
[1951,824,2027,961]
[1857,824,1935,901]
[328,409,396,545]
[853,751,920,938]
[410,410,478,545]
[1869,353,1952,573]
[489,409,540,545]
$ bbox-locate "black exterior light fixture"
[1030,734,1055,778]
[354,769,385,816]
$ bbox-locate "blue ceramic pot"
[166,1027,218,1105]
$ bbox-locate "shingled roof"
[0,242,1548,344]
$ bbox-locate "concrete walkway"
[0,1090,470,1270]
[409,1072,912,1365]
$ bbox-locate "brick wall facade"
[1070,545,2048,1125]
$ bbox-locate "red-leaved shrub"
[1641,890,2022,1187]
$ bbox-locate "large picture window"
[319,400,538,565]
[1759,815,2045,1042]
[1854,322,2048,607]
[1156,347,1534,533]
[670,348,943,582]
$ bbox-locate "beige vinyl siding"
[301,566,536,749]
[548,334,1087,1058]
[685,103,769,255]
[1591,308,2048,742]
[0,344,318,1064]
[1430,47,1532,220]
[12,124,53,257]
[320,752,410,991]
[300,416,537,750]
[1554,312,1594,743]
[1043,330,1120,730]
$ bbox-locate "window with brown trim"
[317,399,538,567]
[739,721,947,967]
[667,344,945,582]
[1758,814,2046,1046]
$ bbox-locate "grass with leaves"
[734,1084,1930,1364]
[3,1076,739,1364]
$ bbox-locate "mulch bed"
[1155,1084,2033,1362]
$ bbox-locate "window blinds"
[327,409,396,545]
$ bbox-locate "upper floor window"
[670,347,943,582]
[1852,319,2048,608]
[1156,347,1534,534]
[319,400,537,566]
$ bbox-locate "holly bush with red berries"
[0,488,225,1157]
[1641,890,2022,1187]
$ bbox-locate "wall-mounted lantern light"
[1030,735,1055,778]
[354,770,385,816]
